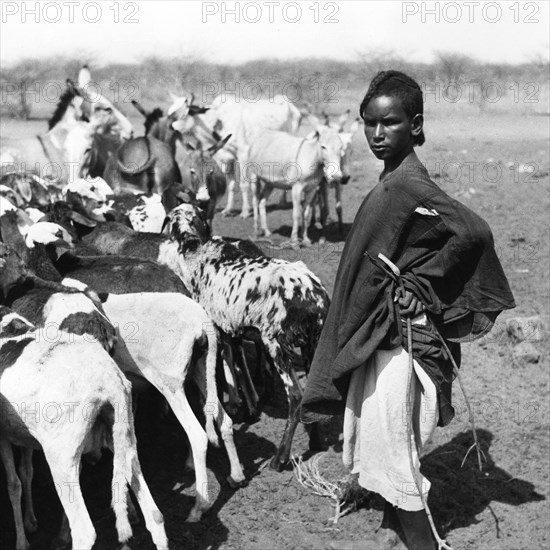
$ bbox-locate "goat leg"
[0,441,30,550]
[237,341,260,410]
[232,355,257,419]
[221,337,242,414]
[269,366,303,471]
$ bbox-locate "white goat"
[0,306,169,550]
[65,285,246,522]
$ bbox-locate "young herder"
[300,70,516,550]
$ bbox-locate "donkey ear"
[336,110,350,131]
[306,130,320,140]
[207,134,232,155]
[188,105,209,116]
[78,65,92,88]
[131,100,148,117]
[307,115,323,134]
[349,118,361,134]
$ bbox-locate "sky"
[1,1,549,66]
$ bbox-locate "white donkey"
[246,117,344,246]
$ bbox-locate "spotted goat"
[164,203,330,470]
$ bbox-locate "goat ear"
[96,291,109,303]
[68,210,97,227]
[3,317,32,337]
[191,213,211,244]
[161,216,171,234]
[16,179,33,203]
[175,189,196,204]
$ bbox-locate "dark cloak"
[301,152,515,425]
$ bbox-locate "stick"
[427,320,485,472]
[377,254,453,550]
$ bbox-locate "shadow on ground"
[423,429,545,537]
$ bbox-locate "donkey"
[102,135,185,214]
[175,134,232,227]
[103,98,211,215]
[246,117,344,246]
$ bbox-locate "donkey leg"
[221,177,236,216]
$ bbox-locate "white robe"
[342,317,439,512]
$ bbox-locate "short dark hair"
[359,70,425,146]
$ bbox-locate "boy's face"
[362,95,422,161]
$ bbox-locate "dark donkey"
[102,120,186,214]
[130,100,230,225]
[176,135,232,227]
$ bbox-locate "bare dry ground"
[1,110,549,550]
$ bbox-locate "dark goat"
[54,252,189,295]
[2,205,189,297]
[0,243,116,353]
[0,173,54,208]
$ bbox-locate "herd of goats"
[0,66,361,549]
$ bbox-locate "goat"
[164,203,330,470]
[65,177,168,232]
[98,290,245,520]
[5,219,244,522]
[0,241,121,547]
[54,251,190,295]
[0,306,169,550]
[1,205,190,297]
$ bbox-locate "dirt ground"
[0,110,549,550]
